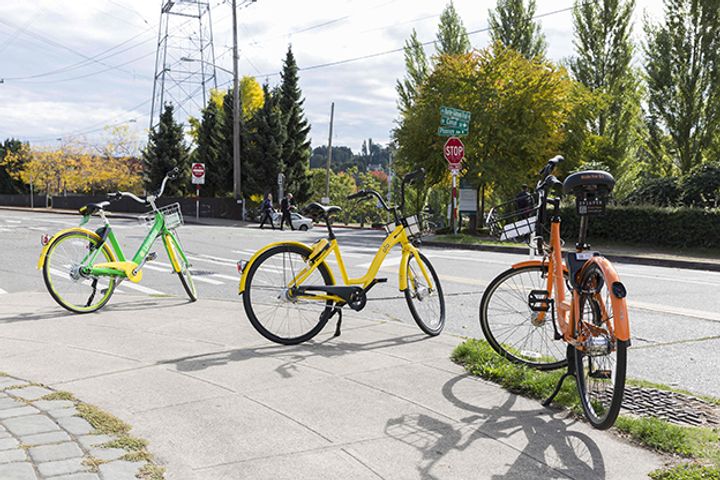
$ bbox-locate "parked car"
[270,211,313,231]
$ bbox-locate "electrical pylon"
[149,0,217,130]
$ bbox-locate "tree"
[246,83,286,197]
[436,2,471,56]
[194,99,224,196]
[489,0,547,58]
[394,45,594,201]
[569,0,642,175]
[142,104,190,196]
[240,76,264,119]
[644,0,720,174]
[278,45,312,203]
[0,138,26,193]
[396,30,430,115]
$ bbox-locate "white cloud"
[0,0,666,153]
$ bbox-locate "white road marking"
[119,282,165,295]
[619,271,720,288]
[199,253,241,263]
[629,301,720,322]
[358,256,402,269]
[5,219,21,224]
[212,274,240,281]
[142,264,172,273]
[186,255,235,267]
[0,287,7,294]
[191,275,224,285]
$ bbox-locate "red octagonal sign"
[444,137,464,166]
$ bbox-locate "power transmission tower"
[149,0,218,130]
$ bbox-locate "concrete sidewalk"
[0,293,663,479]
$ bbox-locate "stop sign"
[444,137,464,167]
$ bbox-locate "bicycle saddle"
[79,201,110,216]
[304,202,342,218]
[562,170,615,195]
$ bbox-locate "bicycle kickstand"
[542,345,576,407]
[320,306,344,337]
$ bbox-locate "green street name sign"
[440,106,471,122]
[439,106,471,136]
[437,126,468,137]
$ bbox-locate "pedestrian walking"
[259,193,275,229]
[280,193,295,231]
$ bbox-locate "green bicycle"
[37,167,197,313]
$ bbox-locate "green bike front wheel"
[42,230,117,313]
[164,232,197,302]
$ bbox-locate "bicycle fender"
[511,259,569,274]
[579,256,630,341]
[238,241,335,294]
[37,228,110,270]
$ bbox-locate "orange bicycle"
[480,156,630,429]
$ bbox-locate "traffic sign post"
[443,137,465,234]
[191,163,205,221]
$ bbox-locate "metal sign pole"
[196,186,200,221]
[452,170,458,234]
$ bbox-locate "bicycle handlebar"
[108,167,179,207]
[347,189,390,211]
[346,190,367,201]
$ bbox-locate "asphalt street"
[1,209,718,398]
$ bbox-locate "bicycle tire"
[42,230,117,314]
[242,244,334,345]
[574,264,627,430]
[479,265,568,370]
[404,252,445,335]
[165,232,197,302]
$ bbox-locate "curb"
[423,240,720,273]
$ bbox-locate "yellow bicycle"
[239,169,445,344]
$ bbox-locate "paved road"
[1,209,718,397]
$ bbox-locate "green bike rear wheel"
[42,230,117,313]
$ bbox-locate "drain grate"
[620,386,720,427]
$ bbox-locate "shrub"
[559,205,720,249]
[623,176,681,207]
[680,162,720,208]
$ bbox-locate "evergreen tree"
[489,0,547,58]
[278,45,312,203]
[0,138,25,194]
[193,100,223,196]
[247,83,286,197]
[436,2,471,56]
[395,30,430,115]
[142,104,190,196]
[218,88,252,198]
[644,0,720,174]
[569,0,642,174]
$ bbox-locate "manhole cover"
[620,386,720,427]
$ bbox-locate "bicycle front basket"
[486,197,538,242]
[140,202,184,230]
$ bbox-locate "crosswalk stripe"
[143,264,171,273]
[186,255,235,267]
[0,287,7,294]
[358,256,402,269]
[120,282,165,295]
[191,275,224,285]
[199,253,240,263]
[212,274,240,281]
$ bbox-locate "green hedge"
[558,205,720,249]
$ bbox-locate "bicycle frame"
[38,211,187,283]
[512,219,630,343]
[238,223,434,300]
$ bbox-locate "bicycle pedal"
[146,252,158,262]
[376,278,388,283]
[528,289,552,312]
[589,370,612,379]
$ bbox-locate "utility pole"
[324,102,334,204]
[231,0,243,220]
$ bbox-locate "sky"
[0,0,665,154]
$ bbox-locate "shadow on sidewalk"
[384,374,605,479]
[157,332,433,377]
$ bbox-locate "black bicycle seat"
[562,170,615,195]
[79,201,110,216]
[304,202,342,218]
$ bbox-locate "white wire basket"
[140,202,184,230]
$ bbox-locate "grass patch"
[649,463,720,480]
[138,463,166,480]
[82,455,106,472]
[430,234,516,247]
[452,338,720,479]
[102,435,148,451]
[40,391,77,402]
[76,403,131,436]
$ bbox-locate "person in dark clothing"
[280,193,295,230]
[259,193,275,229]
[515,184,534,218]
